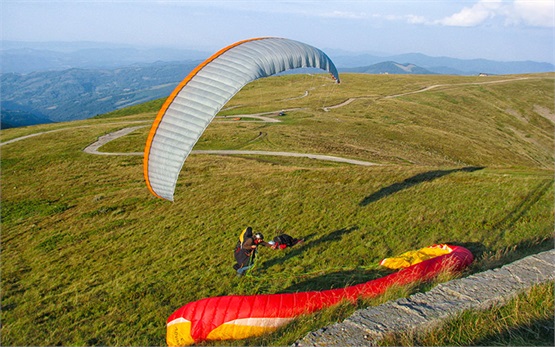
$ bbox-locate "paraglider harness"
[234,227,258,275]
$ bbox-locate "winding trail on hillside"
[81,76,534,161]
[2,76,533,168]
[322,76,532,110]
[81,118,379,166]
[0,120,149,148]
[383,76,531,99]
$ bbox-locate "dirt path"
[216,108,304,122]
[1,128,71,147]
[81,123,378,166]
[0,120,149,148]
[193,150,378,166]
[323,98,356,111]
[83,125,148,155]
[322,76,532,109]
[385,76,531,99]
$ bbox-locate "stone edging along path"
[293,249,555,346]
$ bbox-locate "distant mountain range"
[1,41,553,128]
[1,41,210,74]
[3,41,553,75]
[1,61,200,127]
[332,52,554,75]
[340,61,435,75]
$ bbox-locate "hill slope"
[1,73,553,346]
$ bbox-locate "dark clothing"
[273,233,303,249]
[233,234,272,274]
[234,237,256,270]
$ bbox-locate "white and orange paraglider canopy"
[143,37,340,201]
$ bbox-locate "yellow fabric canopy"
[380,244,453,270]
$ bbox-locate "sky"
[2,0,554,62]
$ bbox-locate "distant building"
[478,73,489,76]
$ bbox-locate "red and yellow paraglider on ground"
[166,244,473,346]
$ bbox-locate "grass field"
[1,73,553,346]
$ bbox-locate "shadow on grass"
[470,236,553,272]
[282,267,394,293]
[443,241,488,261]
[445,236,553,276]
[281,241,486,294]
[261,226,359,270]
[359,166,485,207]
[490,178,553,232]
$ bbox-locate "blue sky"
[2,0,554,62]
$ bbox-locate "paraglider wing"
[166,244,474,346]
[144,37,340,201]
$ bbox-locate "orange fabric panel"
[143,37,270,198]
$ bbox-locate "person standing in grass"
[233,227,275,276]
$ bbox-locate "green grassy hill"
[1,73,553,346]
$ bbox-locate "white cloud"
[405,14,428,25]
[158,0,553,28]
[433,0,554,27]
[319,10,369,19]
[435,0,502,27]
[509,0,555,27]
